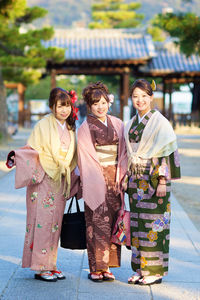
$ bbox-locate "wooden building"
[45,29,156,119]
[14,29,200,124]
[139,41,200,119]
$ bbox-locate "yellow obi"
[95,144,118,166]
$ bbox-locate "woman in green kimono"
[125,79,180,285]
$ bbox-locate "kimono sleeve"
[169,149,181,179]
[15,146,45,189]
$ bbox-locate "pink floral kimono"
[77,115,127,272]
[8,115,80,271]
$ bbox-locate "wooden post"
[119,75,124,120]
[17,83,26,127]
[0,69,8,138]
[162,79,166,116]
[51,69,56,89]
[119,70,130,120]
[168,82,173,121]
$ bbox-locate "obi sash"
[95,144,118,166]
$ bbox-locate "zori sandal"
[51,270,66,280]
[34,271,57,282]
[128,273,142,284]
[138,276,162,285]
[88,272,103,282]
[102,271,115,281]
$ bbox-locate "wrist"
[158,176,166,184]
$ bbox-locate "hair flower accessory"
[108,94,114,107]
[150,80,156,91]
[68,90,78,103]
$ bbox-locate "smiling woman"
[125,79,181,286]
[5,87,81,282]
[77,81,127,282]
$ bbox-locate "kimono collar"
[56,118,66,130]
[125,110,177,170]
[88,114,108,126]
[138,110,151,124]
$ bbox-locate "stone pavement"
[171,130,200,231]
[0,129,200,300]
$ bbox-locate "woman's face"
[131,87,153,117]
[52,99,72,124]
[90,95,109,122]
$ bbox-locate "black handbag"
[60,196,87,250]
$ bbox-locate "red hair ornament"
[68,90,78,103]
[67,89,79,120]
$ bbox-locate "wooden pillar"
[119,70,130,120]
[162,79,166,116]
[0,69,8,138]
[168,83,173,121]
[17,83,26,127]
[51,69,56,89]
[119,75,124,120]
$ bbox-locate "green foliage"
[152,12,200,56]
[89,0,144,29]
[25,76,52,100]
[15,6,47,24]
[0,0,27,21]
[26,0,200,29]
[25,74,122,102]
[0,0,65,86]
[147,25,166,42]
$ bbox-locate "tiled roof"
[45,30,200,74]
[44,29,156,61]
[143,48,200,74]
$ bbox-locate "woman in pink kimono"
[6,88,80,282]
[77,82,127,282]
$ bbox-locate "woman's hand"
[6,151,15,168]
[156,183,166,197]
[156,176,167,197]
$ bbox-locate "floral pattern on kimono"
[13,123,79,271]
[127,110,181,277]
[84,115,122,272]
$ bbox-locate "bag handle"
[67,195,81,214]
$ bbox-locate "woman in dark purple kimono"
[77,82,127,282]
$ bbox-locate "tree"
[149,0,200,118]
[152,12,200,56]
[0,0,65,139]
[89,0,144,29]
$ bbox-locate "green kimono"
[126,110,181,277]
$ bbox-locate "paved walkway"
[0,129,200,300]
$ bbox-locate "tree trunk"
[0,68,8,140]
